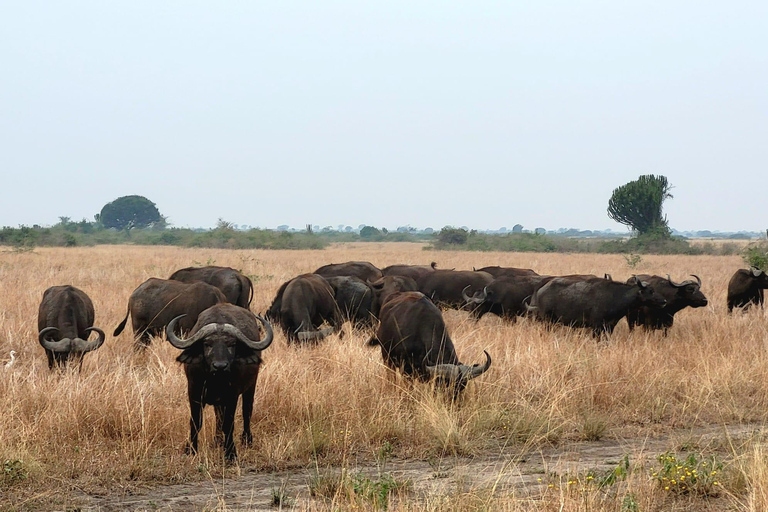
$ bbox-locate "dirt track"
[73,423,763,511]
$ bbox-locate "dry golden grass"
[1,243,768,510]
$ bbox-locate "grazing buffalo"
[314,261,383,282]
[626,274,708,332]
[381,262,437,282]
[473,266,538,278]
[463,275,556,321]
[323,276,376,328]
[727,267,768,312]
[369,275,419,314]
[464,274,611,321]
[166,304,273,461]
[114,279,227,348]
[169,266,253,309]
[417,270,494,309]
[38,286,106,370]
[369,291,492,394]
[528,277,666,337]
[267,274,341,342]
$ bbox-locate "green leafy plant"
[624,253,643,269]
[271,482,295,508]
[650,451,724,496]
[2,459,28,484]
[743,242,768,271]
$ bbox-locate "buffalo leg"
[214,405,226,446]
[241,381,257,446]
[187,398,204,455]
[221,400,238,462]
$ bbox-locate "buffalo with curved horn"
[625,274,707,332]
[529,276,666,338]
[727,267,768,312]
[166,304,274,462]
[38,285,106,370]
[368,291,492,395]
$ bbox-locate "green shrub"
[743,242,768,271]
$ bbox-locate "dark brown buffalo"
[314,261,383,282]
[528,277,667,337]
[464,274,613,321]
[626,274,708,332]
[473,266,538,278]
[166,304,273,462]
[463,275,555,321]
[417,270,494,309]
[267,274,341,342]
[38,285,106,370]
[727,267,768,312]
[369,275,419,314]
[369,291,491,394]
[169,266,253,308]
[322,276,376,328]
[114,279,227,348]
[381,262,437,282]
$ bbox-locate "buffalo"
[473,266,538,278]
[464,274,611,321]
[114,278,227,348]
[322,276,376,328]
[314,261,383,282]
[528,276,667,337]
[381,262,437,282]
[169,266,253,309]
[463,275,556,321]
[369,291,492,394]
[727,267,768,312]
[369,275,419,313]
[38,285,106,370]
[417,270,494,310]
[267,274,341,342]
[626,274,708,332]
[166,304,273,461]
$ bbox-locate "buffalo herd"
[32,260,768,460]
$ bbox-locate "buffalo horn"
[72,327,106,353]
[223,315,273,350]
[751,267,763,277]
[461,350,492,381]
[38,327,70,352]
[297,327,335,341]
[667,274,685,288]
[426,350,492,383]
[165,315,215,349]
[691,274,702,287]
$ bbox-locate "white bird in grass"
[4,350,16,369]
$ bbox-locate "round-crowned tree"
[99,195,162,230]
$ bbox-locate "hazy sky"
[1,1,766,232]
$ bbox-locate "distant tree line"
[0,189,761,255]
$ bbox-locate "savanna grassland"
[2,243,768,511]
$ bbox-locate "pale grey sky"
[1,1,766,232]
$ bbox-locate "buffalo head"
[426,350,492,393]
[633,278,667,308]
[667,274,708,307]
[166,314,273,373]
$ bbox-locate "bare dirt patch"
[76,423,763,511]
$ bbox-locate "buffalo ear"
[176,345,203,364]
[237,354,262,365]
